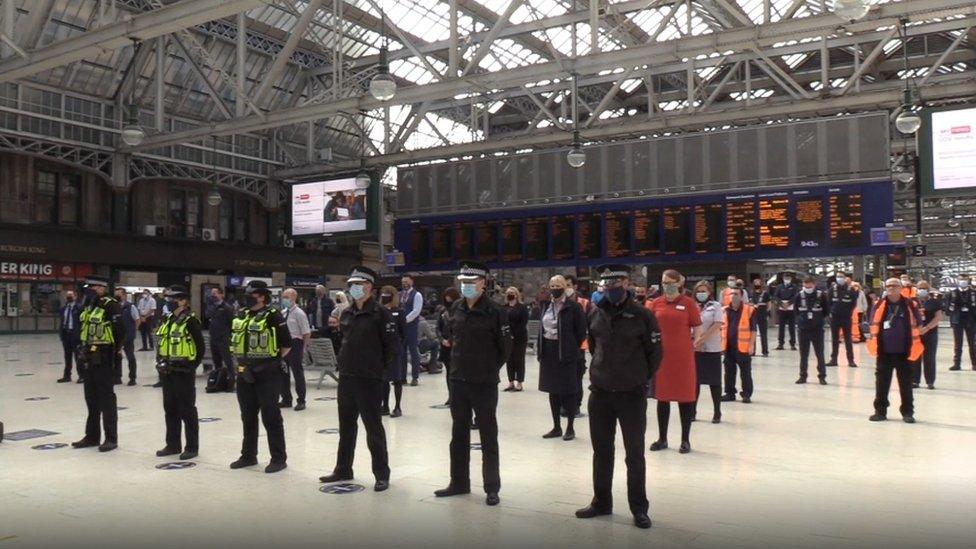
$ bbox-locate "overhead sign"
[385,252,405,267]
[911,245,928,257]
[0,261,93,281]
[870,226,907,246]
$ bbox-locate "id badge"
[808,312,813,320]
[676,305,686,311]
[883,320,892,330]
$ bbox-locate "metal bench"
[526,320,540,351]
[304,338,339,389]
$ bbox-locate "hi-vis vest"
[231,308,278,359]
[722,303,754,354]
[155,311,198,361]
[867,300,923,361]
[80,297,116,346]
[576,296,591,351]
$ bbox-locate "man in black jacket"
[435,261,512,507]
[576,264,662,530]
[826,271,860,368]
[775,271,799,350]
[319,266,397,492]
[207,287,236,392]
[57,290,82,383]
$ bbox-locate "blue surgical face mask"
[695,292,709,303]
[917,289,929,299]
[348,284,365,300]
[803,286,815,294]
[280,298,292,309]
[460,283,479,299]
[606,286,627,303]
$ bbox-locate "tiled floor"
[2,332,975,548]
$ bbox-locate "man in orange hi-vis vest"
[721,288,757,404]
[868,278,923,424]
[566,275,591,415]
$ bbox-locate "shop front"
[0,259,95,332]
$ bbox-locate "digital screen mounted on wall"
[634,210,661,256]
[551,216,575,260]
[605,211,632,258]
[525,218,548,261]
[795,197,825,249]
[291,177,367,236]
[577,213,602,260]
[694,203,723,254]
[663,206,691,255]
[920,105,976,196]
[477,222,500,263]
[430,225,452,265]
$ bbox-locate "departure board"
[577,213,602,260]
[500,221,522,262]
[634,210,661,256]
[727,200,757,252]
[551,215,575,260]
[431,225,452,264]
[605,211,632,258]
[477,222,499,262]
[758,197,790,250]
[454,223,475,260]
[664,206,692,255]
[829,193,863,247]
[694,203,723,254]
[409,226,429,265]
[795,197,825,249]
[525,218,548,261]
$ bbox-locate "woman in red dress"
[646,269,702,454]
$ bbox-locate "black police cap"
[347,266,378,284]
[165,285,189,298]
[85,275,111,286]
[457,260,489,281]
[245,280,272,295]
[596,264,631,281]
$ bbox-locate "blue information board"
[394,181,893,270]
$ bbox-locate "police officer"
[230,280,292,473]
[575,265,662,530]
[154,286,204,460]
[868,278,923,423]
[774,271,799,350]
[319,267,396,492]
[826,271,860,368]
[947,274,976,371]
[794,276,829,385]
[749,278,771,357]
[435,261,511,507]
[71,275,123,452]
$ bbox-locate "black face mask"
[245,295,259,308]
[381,295,393,305]
[550,288,565,300]
[506,294,516,302]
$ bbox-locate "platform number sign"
[911,245,928,257]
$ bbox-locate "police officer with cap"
[320,266,397,492]
[72,275,124,452]
[230,280,292,473]
[826,271,860,368]
[794,276,829,385]
[435,261,511,507]
[154,285,205,460]
[576,264,662,530]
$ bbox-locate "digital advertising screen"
[290,177,368,236]
[921,105,976,196]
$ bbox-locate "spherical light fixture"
[355,171,371,190]
[895,109,922,134]
[894,169,914,184]
[121,104,146,146]
[833,0,871,22]
[207,188,222,206]
[369,46,396,101]
[567,130,585,168]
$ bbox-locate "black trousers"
[113,338,137,381]
[162,370,198,451]
[83,346,118,443]
[281,339,306,405]
[588,388,647,515]
[576,356,587,409]
[334,375,390,481]
[951,322,976,367]
[912,332,938,386]
[60,331,79,378]
[236,366,286,463]
[210,335,234,373]
[448,381,500,494]
[724,349,753,398]
[139,318,154,349]
[874,353,914,418]
[778,310,796,346]
[755,311,768,355]
[830,315,855,363]
[798,328,826,380]
[441,345,452,401]
[506,340,527,382]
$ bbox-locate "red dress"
[647,295,702,403]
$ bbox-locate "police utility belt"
[156,359,194,375]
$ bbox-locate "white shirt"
[696,300,724,353]
[137,295,155,316]
[402,289,424,323]
[542,299,563,340]
[284,305,311,338]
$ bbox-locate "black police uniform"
[158,307,205,455]
[583,283,662,519]
[827,283,860,366]
[947,286,976,369]
[913,295,942,386]
[445,289,511,496]
[78,292,123,447]
[749,286,771,356]
[208,299,236,390]
[794,289,829,382]
[328,296,397,483]
[235,304,292,467]
[775,280,799,348]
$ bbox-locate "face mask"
[245,295,258,308]
[836,277,846,285]
[754,282,762,288]
[606,286,627,303]
[348,284,366,301]
[803,286,815,294]
[380,295,393,305]
[961,280,971,289]
[783,278,792,285]
[507,294,517,302]
[280,298,292,309]
[727,279,737,287]
[917,289,929,299]
[460,283,479,299]
[550,288,565,300]
[165,298,177,307]
[663,283,680,297]
[696,292,709,303]
[730,295,742,307]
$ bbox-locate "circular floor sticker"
[25,397,50,401]
[199,417,222,423]
[429,404,451,409]
[314,396,336,401]
[319,483,365,494]
[317,428,339,435]
[470,443,482,451]
[32,443,68,450]
[156,461,197,470]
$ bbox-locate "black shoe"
[633,513,652,529]
[720,394,736,402]
[278,401,292,409]
[410,379,419,387]
[391,408,402,418]
[503,385,515,392]
[72,438,98,449]
[819,378,827,385]
[98,442,118,452]
[230,457,258,469]
[486,493,500,506]
[775,345,784,350]
[152,381,163,388]
[126,379,137,387]
[927,384,935,390]
[542,428,563,439]
[949,365,961,371]
[375,480,389,492]
[139,347,148,351]
[113,378,122,385]
[156,446,180,457]
[575,505,612,519]
[380,406,390,416]
[57,377,71,383]
[795,377,807,384]
[869,414,887,422]
[265,462,287,474]
[711,414,721,424]
[849,363,858,368]
[294,402,306,412]
[434,485,470,498]
[649,440,668,451]
[180,450,198,460]
[470,421,479,430]
[790,345,797,351]
[912,383,920,389]
[903,416,916,424]
[562,430,575,441]
[825,361,838,367]
[319,472,353,483]
[741,396,752,404]
[762,353,769,357]
[442,401,451,407]
[76,378,85,384]
[679,441,691,454]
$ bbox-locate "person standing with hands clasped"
[722,288,757,403]
[794,276,829,385]
[868,278,923,424]
[912,281,942,390]
[229,280,292,473]
[692,282,724,424]
[503,287,529,393]
[154,286,204,460]
[435,261,511,507]
[947,274,976,371]
[279,288,311,411]
[537,276,586,441]
[775,272,798,350]
[576,265,662,530]
[320,267,397,491]
[648,270,701,454]
[826,272,860,368]
[749,279,771,357]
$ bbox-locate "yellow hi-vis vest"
[155,311,198,361]
[231,308,278,359]
[80,297,116,346]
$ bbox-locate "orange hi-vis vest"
[575,296,592,351]
[722,303,754,354]
[851,309,862,342]
[901,286,917,300]
[867,299,923,361]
